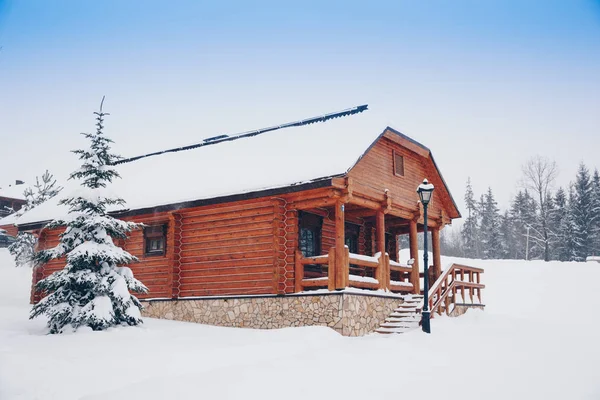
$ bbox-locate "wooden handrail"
[294,248,419,294]
[390,264,412,273]
[449,263,484,273]
[300,256,329,265]
[425,263,485,318]
[347,254,379,269]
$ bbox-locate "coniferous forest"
[442,157,600,261]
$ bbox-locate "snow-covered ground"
[1,248,599,400]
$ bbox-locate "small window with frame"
[393,151,404,177]
[298,211,323,258]
[144,225,166,256]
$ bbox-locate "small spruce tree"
[9,170,62,267]
[9,232,37,267]
[30,99,148,333]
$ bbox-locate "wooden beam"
[386,205,416,221]
[327,247,336,291]
[334,201,347,289]
[347,195,381,210]
[345,208,378,219]
[432,227,442,281]
[295,249,304,293]
[376,209,385,255]
[291,197,338,210]
[409,219,421,294]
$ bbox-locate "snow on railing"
[295,247,417,293]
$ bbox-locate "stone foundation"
[449,303,485,317]
[141,292,403,336]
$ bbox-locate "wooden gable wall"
[348,132,458,222]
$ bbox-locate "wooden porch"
[294,247,415,293]
[290,179,446,295]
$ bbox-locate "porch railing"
[426,263,485,317]
[295,247,416,293]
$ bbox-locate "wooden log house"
[0,106,463,335]
[0,181,27,222]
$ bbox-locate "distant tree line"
[444,157,600,261]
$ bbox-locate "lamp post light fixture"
[417,178,434,334]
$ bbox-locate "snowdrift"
[1,248,599,400]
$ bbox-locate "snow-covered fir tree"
[559,186,580,261]
[509,190,538,259]
[499,210,513,259]
[9,170,62,267]
[590,169,600,256]
[30,101,148,334]
[31,170,62,208]
[480,188,503,259]
[550,187,569,260]
[461,178,479,258]
[571,163,594,260]
[9,232,37,268]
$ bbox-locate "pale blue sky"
[1,0,599,213]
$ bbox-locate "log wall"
[175,199,279,297]
[31,198,289,302]
[349,136,452,220]
[1,224,18,237]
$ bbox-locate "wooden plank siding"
[1,224,18,237]
[348,135,454,223]
[176,199,277,297]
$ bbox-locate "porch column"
[391,233,399,262]
[432,227,442,282]
[375,210,389,289]
[334,200,348,289]
[409,220,421,294]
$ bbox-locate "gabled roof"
[1,107,460,227]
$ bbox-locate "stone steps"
[375,296,423,335]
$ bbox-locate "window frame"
[143,224,167,257]
[393,150,405,177]
[344,222,360,254]
[298,211,323,258]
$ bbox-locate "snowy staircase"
[375,294,423,334]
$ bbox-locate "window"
[144,225,166,256]
[393,151,404,177]
[298,212,322,258]
[345,222,360,254]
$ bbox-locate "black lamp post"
[417,178,434,334]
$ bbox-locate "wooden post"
[327,247,336,291]
[383,253,390,290]
[334,201,347,289]
[375,210,385,255]
[375,210,389,290]
[295,249,304,293]
[344,246,350,287]
[409,220,420,294]
[432,227,442,282]
[393,234,400,262]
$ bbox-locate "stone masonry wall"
[449,304,485,318]
[142,293,402,337]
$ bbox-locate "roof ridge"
[114,104,368,165]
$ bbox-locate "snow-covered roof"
[1,108,453,227]
[0,184,28,201]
